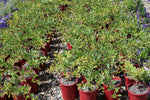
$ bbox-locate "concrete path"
[142,0,150,13]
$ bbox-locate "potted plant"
[12,84,31,100]
[0,90,8,100]
[21,70,39,94]
[52,0,149,100]
[0,68,32,100]
[101,69,122,100]
[0,0,57,99]
[50,51,79,100]
[75,55,99,100]
[127,82,149,100]
[78,82,98,100]
[122,60,136,87]
[126,67,150,100]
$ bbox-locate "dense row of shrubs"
[0,0,150,100]
[50,0,150,99]
[0,0,56,99]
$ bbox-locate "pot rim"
[112,76,122,87]
[124,73,134,80]
[103,76,122,88]
[79,87,98,93]
[59,76,78,87]
[127,82,150,96]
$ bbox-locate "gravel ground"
[142,0,150,13]
[0,0,149,100]
[32,33,129,100]
[33,33,65,100]
[33,1,150,100]
[33,34,150,100]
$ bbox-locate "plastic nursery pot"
[127,82,149,100]
[13,94,31,100]
[78,76,97,100]
[13,84,31,100]
[0,96,8,100]
[0,20,8,29]
[79,87,98,100]
[124,73,135,87]
[0,94,8,100]
[21,76,38,94]
[26,76,38,93]
[103,76,122,100]
[59,76,78,100]
[21,62,39,79]
[146,81,150,96]
[14,59,26,69]
[22,63,39,79]
[16,59,26,67]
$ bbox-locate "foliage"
[123,0,137,12]
[50,0,149,93]
[0,0,55,97]
[50,51,80,78]
[0,0,150,98]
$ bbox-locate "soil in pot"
[114,80,121,86]
[103,78,122,100]
[60,76,77,85]
[80,84,97,92]
[127,82,149,100]
[79,84,98,100]
[59,76,78,100]
[128,83,148,94]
